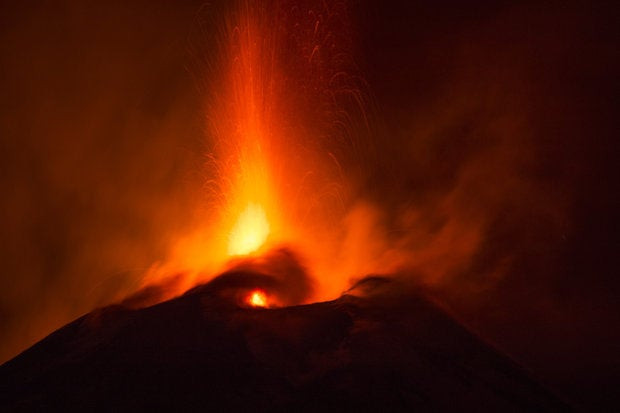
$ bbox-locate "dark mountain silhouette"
[0,270,569,412]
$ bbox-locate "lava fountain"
[142,0,370,305]
[228,203,270,257]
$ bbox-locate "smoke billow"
[0,1,209,362]
[222,248,313,304]
[346,1,619,408]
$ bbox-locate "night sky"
[1,1,618,410]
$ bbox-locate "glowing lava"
[247,289,268,307]
[156,1,358,302]
[228,203,270,256]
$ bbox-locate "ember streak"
[0,0,618,411]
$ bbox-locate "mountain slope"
[0,274,569,412]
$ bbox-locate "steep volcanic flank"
[0,272,568,412]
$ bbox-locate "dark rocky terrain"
[0,273,569,412]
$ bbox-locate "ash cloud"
[0,1,210,362]
[118,246,313,310]
[220,247,314,305]
[342,1,619,408]
[343,2,572,287]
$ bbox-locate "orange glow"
[228,203,270,256]
[152,1,366,303]
[208,1,285,264]
[247,290,268,307]
[98,0,541,322]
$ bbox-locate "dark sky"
[1,0,618,410]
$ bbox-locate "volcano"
[0,268,568,412]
